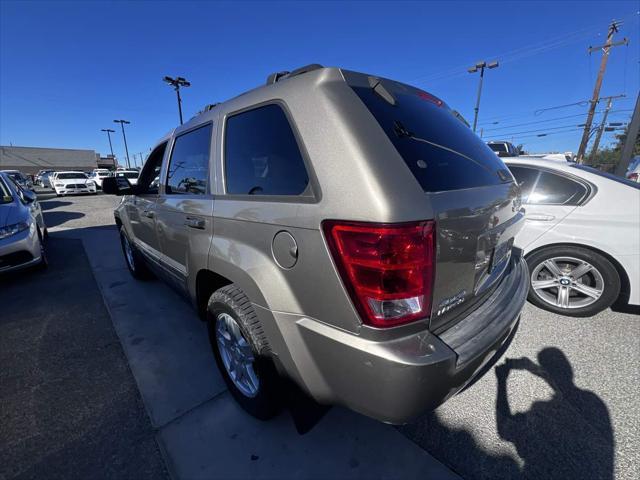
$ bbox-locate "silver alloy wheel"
[531,256,604,309]
[216,312,260,397]
[122,234,135,271]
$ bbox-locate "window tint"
[138,143,166,194]
[224,104,309,195]
[166,124,212,195]
[349,82,510,192]
[508,165,540,202]
[529,171,587,205]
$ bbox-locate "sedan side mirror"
[103,176,135,195]
[21,189,36,203]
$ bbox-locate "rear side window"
[349,80,510,192]
[529,171,588,205]
[224,104,309,196]
[166,124,212,195]
[508,165,540,202]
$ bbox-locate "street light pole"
[100,128,115,157]
[113,119,131,169]
[468,61,499,133]
[163,76,191,125]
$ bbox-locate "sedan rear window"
[346,75,511,192]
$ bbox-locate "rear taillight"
[323,220,435,328]
[629,173,639,181]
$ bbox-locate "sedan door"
[155,123,214,293]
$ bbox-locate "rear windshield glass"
[570,164,640,189]
[57,173,87,180]
[488,143,508,153]
[117,172,138,179]
[348,77,510,192]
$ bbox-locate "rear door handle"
[142,210,155,218]
[185,217,205,230]
[527,214,555,222]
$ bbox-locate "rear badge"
[435,290,467,317]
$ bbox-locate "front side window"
[137,143,167,194]
[166,124,212,195]
[224,104,309,196]
[529,171,587,205]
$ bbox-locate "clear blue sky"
[1,0,638,164]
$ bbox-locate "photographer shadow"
[496,348,614,480]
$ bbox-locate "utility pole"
[468,61,499,133]
[163,76,191,125]
[113,119,131,169]
[137,151,147,167]
[576,20,628,163]
[615,92,640,177]
[587,94,625,164]
[101,128,115,157]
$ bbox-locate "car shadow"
[40,200,72,211]
[401,349,614,480]
[43,210,84,228]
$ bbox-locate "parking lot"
[2,190,638,480]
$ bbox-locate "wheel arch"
[525,242,631,303]
[195,269,233,320]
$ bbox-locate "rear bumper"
[267,252,528,424]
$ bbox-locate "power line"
[480,110,632,133]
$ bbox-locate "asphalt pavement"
[2,190,638,479]
[0,219,167,479]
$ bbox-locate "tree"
[590,125,640,168]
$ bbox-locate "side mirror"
[102,176,135,195]
[21,189,36,203]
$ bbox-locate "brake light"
[323,220,435,328]
[418,91,444,107]
[629,173,639,181]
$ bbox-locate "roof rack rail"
[266,64,323,85]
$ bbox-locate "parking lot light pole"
[163,76,191,125]
[101,128,115,158]
[113,120,131,169]
[468,61,499,133]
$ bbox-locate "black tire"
[207,285,281,420]
[526,246,620,317]
[36,227,48,270]
[119,226,152,280]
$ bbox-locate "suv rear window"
[347,76,510,192]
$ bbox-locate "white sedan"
[115,170,139,186]
[52,171,97,196]
[89,170,112,188]
[506,158,639,317]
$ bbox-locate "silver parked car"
[103,65,528,424]
[0,172,47,273]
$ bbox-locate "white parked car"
[115,170,139,186]
[506,158,640,317]
[52,171,97,196]
[89,170,112,188]
[626,156,640,183]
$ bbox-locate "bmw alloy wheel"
[530,256,604,309]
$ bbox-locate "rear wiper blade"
[393,120,413,138]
